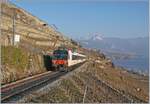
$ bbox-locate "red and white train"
[52,47,86,71]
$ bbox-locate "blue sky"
[11,0,149,39]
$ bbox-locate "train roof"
[72,52,86,57]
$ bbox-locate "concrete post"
[83,85,88,103]
[12,8,15,46]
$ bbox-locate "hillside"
[19,57,149,103]
[1,2,83,84]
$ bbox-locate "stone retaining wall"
[1,3,78,50]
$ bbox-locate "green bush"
[1,46,28,70]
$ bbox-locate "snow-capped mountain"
[90,33,103,41]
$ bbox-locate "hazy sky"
[11,0,149,39]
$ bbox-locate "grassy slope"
[1,46,29,70]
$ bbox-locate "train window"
[72,55,85,60]
[53,49,68,60]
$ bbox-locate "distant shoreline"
[100,50,149,76]
[112,58,149,76]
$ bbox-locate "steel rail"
[1,62,85,102]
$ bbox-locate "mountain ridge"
[77,35,148,57]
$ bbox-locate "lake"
[112,56,149,75]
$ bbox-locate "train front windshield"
[53,50,68,60]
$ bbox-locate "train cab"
[52,47,86,71]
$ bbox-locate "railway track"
[1,61,146,103]
[1,62,85,103]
